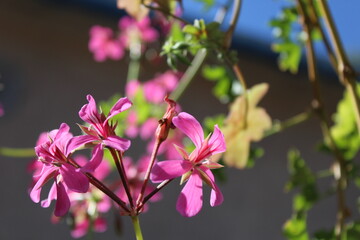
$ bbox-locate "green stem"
[127,42,141,83]
[0,147,35,158]
[170,48,207,101]
[131,216,144,240]
[265,109,313,137]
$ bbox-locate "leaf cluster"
[162,19,237,69]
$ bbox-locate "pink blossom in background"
[150,112,226,217]
[143,71,181,103]
[0,102,4,117]
[125,80,141,99]
[118,16,159,49]
[67,94,132,156]
[65,155,112,238]
[30,123,103,216]
[117,156,162,212]
[125,111,139,138]
[89,25,124,62]
[140,118,158,140]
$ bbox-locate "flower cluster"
[89,16,158,62]
[29,94,226,237]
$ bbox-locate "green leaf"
[194,0,215,9]
[313,229,335,240]
[246,147,264,168]
[283,214,309,240]
[329,84,360,160]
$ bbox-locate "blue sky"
[89,0,360,67]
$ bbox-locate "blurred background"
[0,0,359,239]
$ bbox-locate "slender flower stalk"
[109,148,135,210]
[131,216,144,240]
[136,98,177,208]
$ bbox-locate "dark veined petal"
[103,135,131,152]
[150,160,192,183]
[81,144,104,173]
[30,166,58,203]
[60,163,89,193]
[66,135,99,155]
[79,95,101,125]
[208,125,226,156]
[176,170,203,217]
[173,112,204,149]
[54,181,71,217]
[199,166,223,207]
[105,97,132,123]
[41,183,57,208]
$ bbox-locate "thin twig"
[264,109,313,137]
[137,179,173,212]
[170,49,208,101]
[296,1,348,239]
[109,148,134,210]
[136,138,162,207]
[317,0,360,137]
[141,3,190,25]
[68,158,130,213]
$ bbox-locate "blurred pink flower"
[89,25,124,62]
[117,156,162,212]
[118,16,158,49]
[125,80,141,99]
[150,112,226,217]
[66,155,112,238]
[0,102,4,117]
[125,111,139,138]
[143,71,181,103]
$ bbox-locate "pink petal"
[150,160,192,183]
[199,166,223,207]
[30,166,58,203]
[41,183,57,208]
[105,97,132,123]
[102,135,131,152]
[81,144,103,173]
[173,112,204,149]
[176,171,203,217]
[71,219,89,238]
[94,218,107,232]
[60,163,89,193]
[66,135,99,155]
[54,181,71,217]
[79,95,101,125]
[208,125,226,156]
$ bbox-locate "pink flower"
[150,112,226,217]
[143,71,181,104]
[68,95,132,156]
[89,25,124,62]
[30,123,103,216]
[118,16,158,49]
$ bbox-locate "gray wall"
[0,0,357,239]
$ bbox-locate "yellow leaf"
[221,83,272,169]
